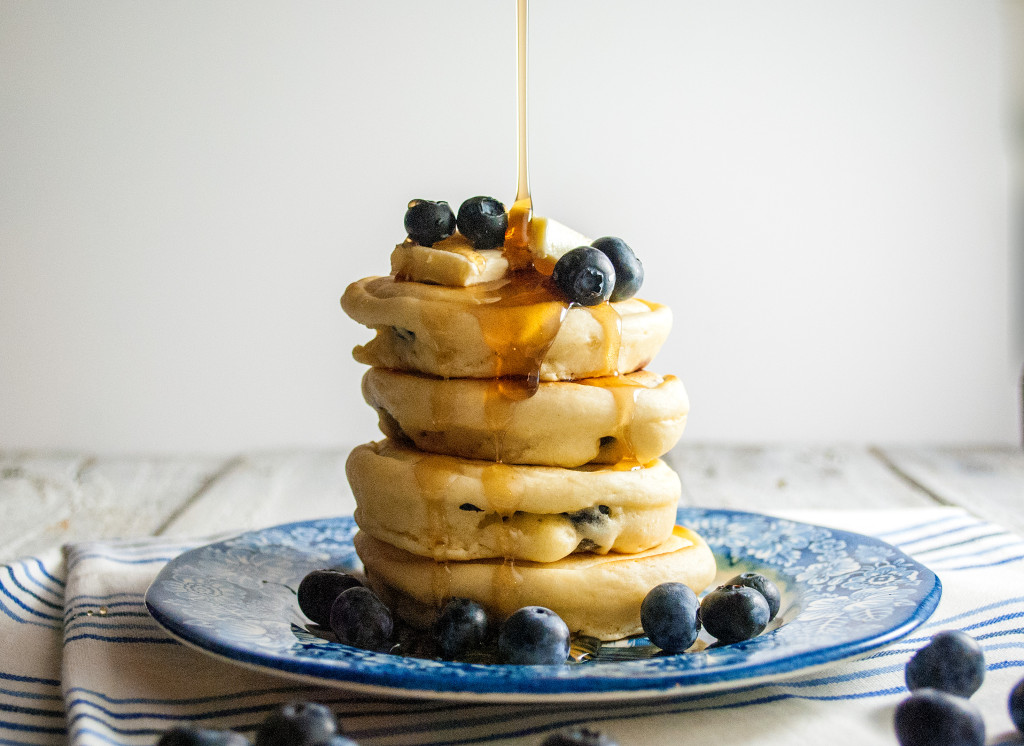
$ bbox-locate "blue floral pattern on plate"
[145,508,940,701]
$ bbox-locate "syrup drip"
[410,450,456,603]
[579,374,652,461]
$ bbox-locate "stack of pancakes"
[340,238,715,641]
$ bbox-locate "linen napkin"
[2,508,1023,746]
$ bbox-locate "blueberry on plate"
[457,196,507,250]
[640,582,701,653]
[552,247,616,307]
[699,584,770,644]
[297,569,363,627]
[724,572,781,621]
[590,237,643,302]
[497,606,571,665]
[894,688,985,746]
[404,199,456,247]
[157,727,250,746]
[1010,677,1024,733]
[329,587,394,652]
[905,630,985,698]
[433,597,489,660]
[540,725,619,746]
[254,701,338,746]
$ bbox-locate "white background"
[1,1,1021,452]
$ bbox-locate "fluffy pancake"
[354,525,717,641]
[362,368,689,467]
[347,440,680,563]
[340,274,671,380]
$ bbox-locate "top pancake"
[340,274,671,380]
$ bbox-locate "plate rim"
[145,508,942,701]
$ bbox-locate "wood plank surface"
[876,445,1024,536]
[0,453,227,563]
[157,449,356,538]
[666,444,939,511]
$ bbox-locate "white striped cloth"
[2,508,1024,746]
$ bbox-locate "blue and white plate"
[145,508,940,701]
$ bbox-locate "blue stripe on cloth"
[941,554,1024,571]
[0,582,60,622]
[0,673,59,689]
[0,599,59,630]
[65,685,315,706]
[0,720,64,735]
[910,530,1013,556]
[12,566,62,604]
[0,738,62,746]
[64,622,162,634]
[64,602,145,621]
[924,541,1024,564]
[63,633,176,645]
[1,569,62,612]
[872,513,965,538]
[64,594,142,604]
[0,704,62,720]
[895,522,990,548]
[922,595,1024,628]
[27,559,64,589]
[0,691,60,704]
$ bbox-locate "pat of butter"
[391,234,508,287]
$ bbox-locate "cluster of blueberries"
[295,568,780,664]
[155,700,618,746]
[403,196,644,307]
[894,629,1024,746]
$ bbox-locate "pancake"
[363,368,689,467]
[347,440,680,563]
[340,274,671,380]
[354,525,717,641]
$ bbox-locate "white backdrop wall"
[0,1,1020,452]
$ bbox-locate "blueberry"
[1010,677,1024,733]
[725,572,781,621]
[433,597,489,660]
[457,196,507,250]
[497,606,571,665]
[297,569,363,627]
[699,585,770,644]
[329,587,393,652]
[540,726,619,746]
[894,688,985,746]
[640,582,701,653]
[590,237,643,302]
[404,199,456,247]
[157,727,250,746]
[905,630,985,698]
[552,247,616,307]
[254,701,338,746]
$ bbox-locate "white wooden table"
[2,444,1022,564]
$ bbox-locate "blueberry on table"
[905,630,985,698]
[404,199,456,247]
[254,701,338,746]
[433,597,489,660]
[297,569,363,627]
[590,237,643,302]
[457,196,508,250]
[497,606,571,665]
[157,727,250,746]
[724,572,781,621]
[894,688,985,746]
[699,585,770,644]
[540,726,619,746]
[640,582,701,653]
[1011,677,1024,733]
[552,247,616,307]
[329,587,394,652]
